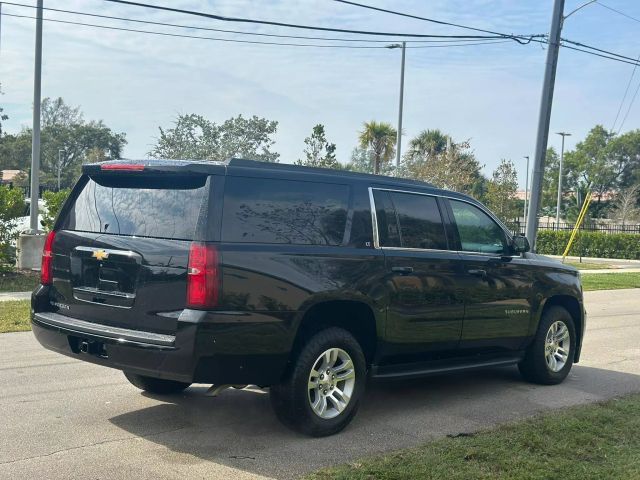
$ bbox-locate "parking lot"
[1,288,639,480]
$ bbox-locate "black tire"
[270,327,366,437]
[518,306,576,385]
[124,372,191,394]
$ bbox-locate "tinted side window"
[62,175,207,240]
[372,190,400,247]
[222,177,349,245]
[389,192,448,250]
[450,200,506,254]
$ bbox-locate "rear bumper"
[31,292,294,386]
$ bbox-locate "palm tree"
[358,121,397,174]
[406,129,451,161]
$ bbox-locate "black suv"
[32,159,585,436]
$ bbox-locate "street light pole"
[387,42,406,175]
[57,149,64,191]
[523,155,530,225]
[29,0,43,233]
[555,132,571,229]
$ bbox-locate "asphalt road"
[1,289,639,480]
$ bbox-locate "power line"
[559,42,640,67]
[596,1,640,24]
[1,13,514,50]
[1,1,518,44]
[561,37,640,64]
[617,75,640,133]
[100,0,523,40]
[329,0,640,67]
[332,0,537,44]
[582,2,640,131]
[611,53,640,132]
[7,2,640,69]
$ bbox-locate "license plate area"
[70,247,142,308]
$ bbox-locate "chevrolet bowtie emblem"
[92,250,109,261]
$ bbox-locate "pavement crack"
[0,426,189,466]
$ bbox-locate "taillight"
[100,164,145,171]
[41,231,56,285]
[186,242,219,309]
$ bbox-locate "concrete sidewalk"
[548,255,640,266]
[0,291,31,302]
[579,268,640,274]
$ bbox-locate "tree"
[541,147,561,215]
[0,133,31,171]
[150,114,280,163]
[41,189,71,231]
[563,125,617,217]
[41,97,83,129]
[0,185,25,269]
[295,124,338,169]
[484,159,519,223]
[405,129,450,161]
[607,129,640,190]
[41,121,126,188]
[358,121,396,174]
[0,84,8,136]
[401,132,484,195]
[614,185,640,226]
[0,97,126,189]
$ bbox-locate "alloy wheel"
[307,348,356,419]
[545,320,571,372]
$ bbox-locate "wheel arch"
[290,299,379,368]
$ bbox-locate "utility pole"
[387,42,406,174]
[555,132,571,229]
[523,155,530,226]
[29,0,43,233]
[525,0,565,250]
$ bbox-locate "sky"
[1,0,640,189]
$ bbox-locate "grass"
[0,270,39,292]
[0,300,31,333]
[307,394,640,480]
[581,272,640,291]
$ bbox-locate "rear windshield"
[61,175,207,240]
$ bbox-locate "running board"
[370,353,525,381]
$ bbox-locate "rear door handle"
[468,269,487,277]
[391,266,414,275]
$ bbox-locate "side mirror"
[512,235,530,254]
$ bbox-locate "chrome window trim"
[367,186,515,256]
[368,187,380,249]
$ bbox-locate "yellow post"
[562,193,592,260]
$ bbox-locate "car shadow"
[109,365,640,479]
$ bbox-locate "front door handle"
[391,266,414,275]
[468,268,487,277]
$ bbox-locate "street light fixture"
[556,132,571,229]
[386,42,406,175]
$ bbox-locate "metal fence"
[507,220,640,236]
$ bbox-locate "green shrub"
[41,189,71,232]
[536,230,640,259]
[0,185,26,270]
